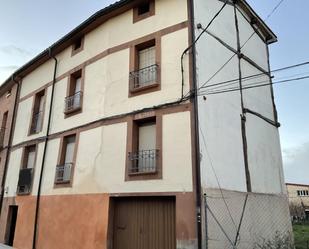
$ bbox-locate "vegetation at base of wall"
[293,224,309,249]
[253,231,294,249]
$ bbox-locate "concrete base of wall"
[201,188,293,249]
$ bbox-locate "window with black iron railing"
[129,64,158,91]
[64,91,83,114]
[128,149,158,174]
[30,111,43,134]
[17,168,33,195]
[0,127,5,148]
[55,163,73,184]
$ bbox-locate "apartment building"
[0,0,292,249]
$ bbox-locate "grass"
[293,224,309,249]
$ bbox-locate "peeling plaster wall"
[13,27,190,145]
[5,111,193,198]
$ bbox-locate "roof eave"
[238,0,277,44]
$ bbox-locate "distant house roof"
[286,183,309,188]
[0,0,277,94]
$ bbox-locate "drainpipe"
[0,75,21,215]
[188,0,202,248]
[32,48,58,249]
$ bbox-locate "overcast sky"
[0,0,308,184]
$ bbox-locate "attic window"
[133,1,155,23]
[74,38,82,50]
[71,36,84,56]
[138,3,150,15]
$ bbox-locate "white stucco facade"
[193,0,291,247]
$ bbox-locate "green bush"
[253,231,294,249]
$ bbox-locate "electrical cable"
[200,127,238,231]
[181,0,230,98]
[199,61,309,91]
[198,75,309,96]
[265,0,285,21]
[201,70,309,93]
[188,0,287,96]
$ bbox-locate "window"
[29,90,45,134]
[133,0,155,23]
[126,112,162,181]
[138,3,150,15]
[55,134,77,185]
[71,36,84,56]
[17,145,36,194]
[297,190,309,196]
[129,38,161,96]
[64,69,83,116]
[0,111,8,148]
[22,145,36,169]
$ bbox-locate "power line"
[191,0,286,94]
[200,127,238,231]
[265,0,285,21]
[198,75,309,96]
[198,61,309,91]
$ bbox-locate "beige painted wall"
[14,0,190,144]
[14,27,189,144]
[5,111,193,197]
[19,0,188,99]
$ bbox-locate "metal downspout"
[32,48,58,249]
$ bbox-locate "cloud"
[0,65,19,84]
[0,65,19,71]
[0,45,32,57]
[282,142,309,184]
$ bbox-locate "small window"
[297,190,309,196]
[138,2,150,15]
[129,39,160,95]
[0,111,8,148]
[55,134,76,185]
[29,90,45,134]
[71,36,84,56]
[133,0,155,23]
[64,69,83,116]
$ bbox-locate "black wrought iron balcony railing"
[17,168,33,195]
[64,91,83,114]
[129,64,158,91]
[55,163,73,184]
[128,149,159,174]
[0,127,5,148]
[30,111,43,134]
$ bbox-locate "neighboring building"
[0,79,19,229]
[0,0,292,249]
[286,183,309,220]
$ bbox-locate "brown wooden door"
[113,197,176,249]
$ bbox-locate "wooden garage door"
[113,197,176,249]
